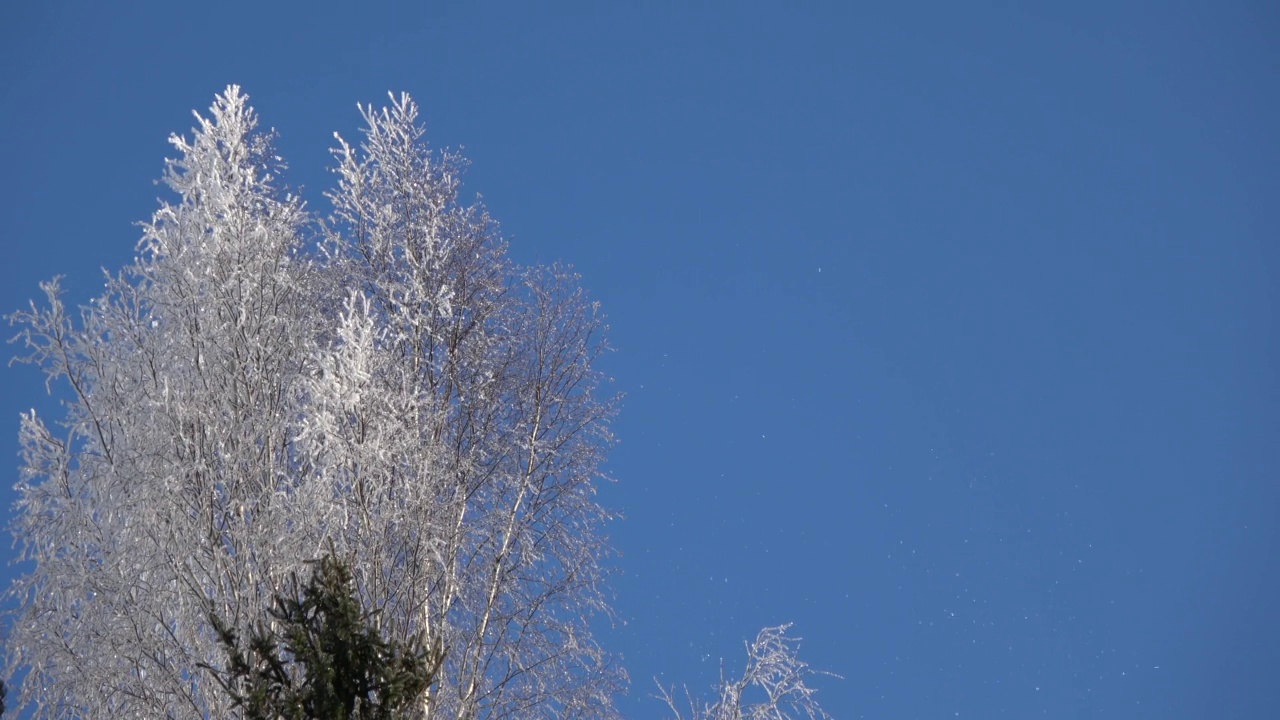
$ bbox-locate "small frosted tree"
[660,626,834,720]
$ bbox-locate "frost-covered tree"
[6,87,833,720]
[5,87,621,720]
[7,87,320,719]
[314,95,622,720]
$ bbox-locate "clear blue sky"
[2,2,1276,718]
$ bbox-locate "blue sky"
[2,2,1276,718]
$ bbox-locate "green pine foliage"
[204,554,445,720]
